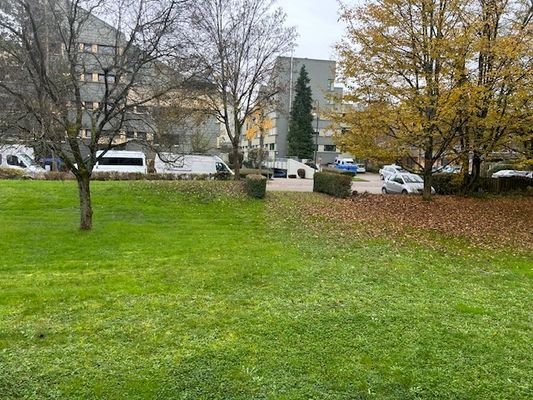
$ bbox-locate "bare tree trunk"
[232,142,241,180]
[468,151,482,192]
[422,148,433,201]
[77,173,93,230]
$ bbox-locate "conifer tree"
[287,66,314,159]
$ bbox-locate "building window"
[98,73,116,83]
[136,132,146,140]
[126,131,135,139]
[324,144,336,152]
[79,129,91,139]
[269,143,275,150]
[83,73,93,82]
[98,45,115,55]
[84,102,94,111]
[81,43,93,53]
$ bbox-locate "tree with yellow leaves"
[335,0,532,197]
[336,0,471,199]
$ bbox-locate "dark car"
[272,168,287,178]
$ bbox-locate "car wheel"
[380,175,384,180]
[382,187,387,194]
[401,189,408,195]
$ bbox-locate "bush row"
[320,167,356,177]
[239,168,273,179]
[313,172,352,198]
[0,168,27,180]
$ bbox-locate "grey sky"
[280,0,346,61]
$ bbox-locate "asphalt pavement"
[266,173,383,194]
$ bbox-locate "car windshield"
[403,174,423,183]
[17,153,38,167]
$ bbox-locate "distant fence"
[479,177,533,193]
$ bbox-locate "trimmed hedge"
[321,166,356,177]
[239,168,273,179]
[0,167,26,180]
[313,172,352,198]
[245,174,267,198]
[432,173,463,195]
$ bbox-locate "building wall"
[239,56,343,165]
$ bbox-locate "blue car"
[334,158,358,174]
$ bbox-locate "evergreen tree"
[287,66,315,159]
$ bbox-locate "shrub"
[313,172,352,198]
[245,174,267,199]
[240,168,273,179]
[321,167,356,177]
[0,167,25,180]
[43,171,74,180]
[432,173,463,195]
[297,168,306,179]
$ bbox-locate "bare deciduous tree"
[180,0,296,179]
[0,0,191,229]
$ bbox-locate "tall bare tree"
[0,0,191,229]
[180,0,296,179]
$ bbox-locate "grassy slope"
[0,181,531,399]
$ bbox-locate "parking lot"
[267,173,383,194]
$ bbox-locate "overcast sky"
[280,0,347,61]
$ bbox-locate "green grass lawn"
[0,180,531,399]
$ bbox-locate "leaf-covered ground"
[268,193,533,252]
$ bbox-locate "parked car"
[0,146,45,176]
[379,164,406,180]
[382,173,436,195]
[491,169,528,178]
[334,157,358,174]
[442,165,461,174]
[356,163,366,173]
[272,168,287,178]
[155,153,233,176]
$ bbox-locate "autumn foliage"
[334,0,533,198]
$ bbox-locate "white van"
[155,153,233,176]
[94,150,147,174]
[0,145,45,176]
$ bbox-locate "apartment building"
[0,5,219,159]
[238,56,344,165]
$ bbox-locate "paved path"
[266,173,383,194]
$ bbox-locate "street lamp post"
[314,101,319,166]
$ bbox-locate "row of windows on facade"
[81,72,117,83]
[81,102,147,114]
[240,144,337,152]
[79,129,151,140]
[79,43,119,56]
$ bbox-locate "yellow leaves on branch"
[333,0,533,162]
[245,110,273,140]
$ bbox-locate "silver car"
[382,173,436,195]
[379,164,406,180]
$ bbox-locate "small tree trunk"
[422,149,433,201]
[77,173,93,230]
[232,142,241,180]
[468,151,482,192]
